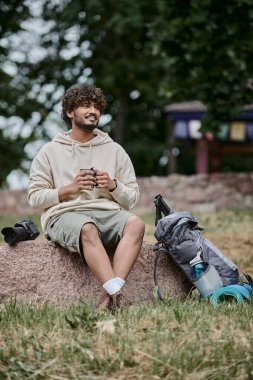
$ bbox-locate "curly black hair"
[61,84,107,127]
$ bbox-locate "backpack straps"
[153,243,166,300]
[153,195,173,300]
[153,194,172,225]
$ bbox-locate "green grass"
[0,210,253,379]
[0,300,253,379]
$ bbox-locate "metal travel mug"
[80,168,96,190]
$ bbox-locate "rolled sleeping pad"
[210,283,252,307]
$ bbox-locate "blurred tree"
[0,0,47,186]
[1,0,253,186]
[32,0,168,176]
[35,0,253,173]
[148,0,253,132]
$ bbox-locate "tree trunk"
[167,118,177,174]
[115,98,127,145]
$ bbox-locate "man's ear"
[66,110,73,118]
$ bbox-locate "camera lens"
[1,226,28,245]
[1,220,40,245]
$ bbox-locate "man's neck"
[69,128,96,143]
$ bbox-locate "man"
[28,84,145,311]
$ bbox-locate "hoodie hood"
[52,128,113,146]
[51,128,113,163]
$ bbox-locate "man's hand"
[59,170,97,201]
[94,169,117,191]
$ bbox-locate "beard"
[73,113,99,132]
[76,123,97,132]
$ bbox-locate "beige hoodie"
[28,129,140,232]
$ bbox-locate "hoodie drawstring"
[88,144,92,166]
[70,141,92,164]
[71,140,74,159]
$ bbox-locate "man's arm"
[94,150,140,210]
[28,153,97,208]
[27,150,60,209]
[107,180,139,210]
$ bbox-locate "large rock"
[0,239,191,306]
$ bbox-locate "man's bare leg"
[80,223,115,284]
[80,217,145,310]
[112,216,145,280]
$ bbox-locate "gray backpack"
[153,195,240,298]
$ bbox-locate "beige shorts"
[47,209,134,254]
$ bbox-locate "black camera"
[1,220,40,245]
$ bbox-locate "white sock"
[116,277,125,289]
[103,278,121,295]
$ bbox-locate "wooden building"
[164,101,253,174]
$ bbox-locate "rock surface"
[0,239,191,306]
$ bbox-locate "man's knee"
[124,216,145,238]
[80,223,99,244]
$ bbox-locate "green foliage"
[38,0,169,175]
[0,1,47,186]
[221,154,253,172]
[0,132,26,185]
[148,0,253,131]
[1,0,253,183]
